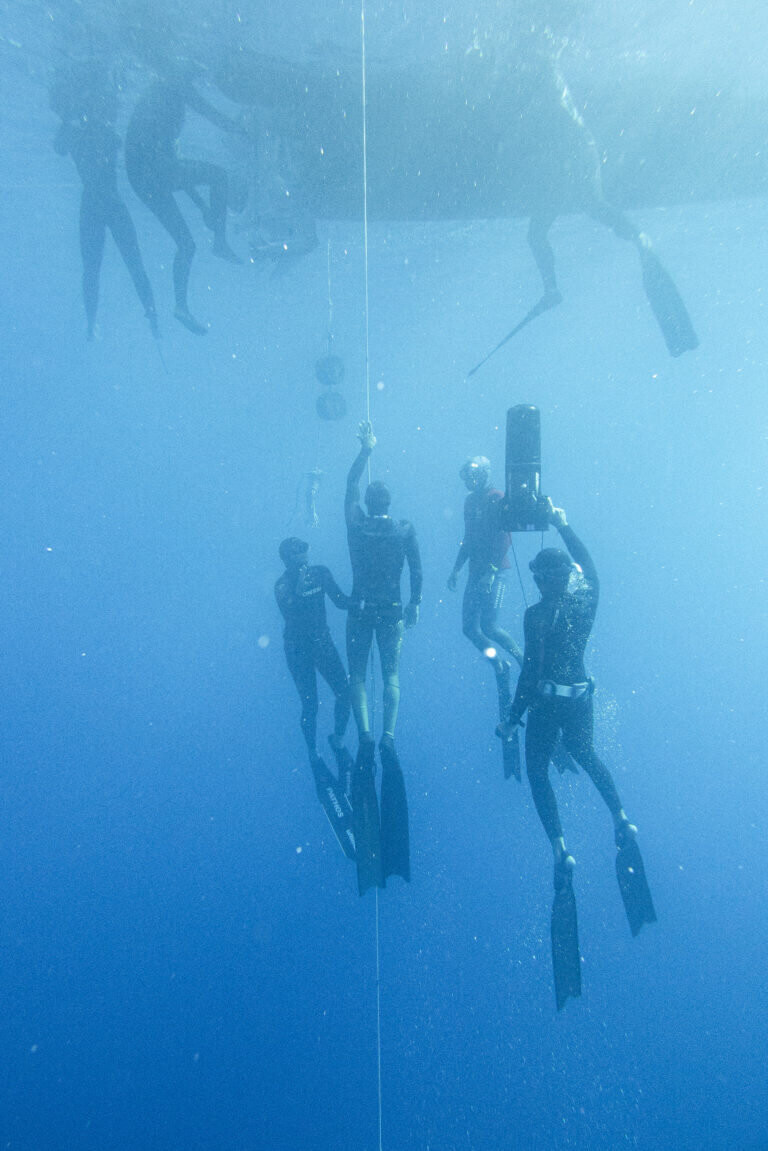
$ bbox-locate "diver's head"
[530,548,573,598]
[459,455,491,492]
[365,480,391,516]
[279,536,309,570]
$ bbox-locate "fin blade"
[495,664,522,781]
[551,867,582,1011]
[552,739,578,775]
[640,249,699,357]
[379,742,410,883]
[311,758,356,861]
[351,744,384,896]
[616,833,657,937]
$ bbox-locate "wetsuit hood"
[365,480,391,515]
[279,536,309,567]
[529,547,572,576]
[460,455,491,490]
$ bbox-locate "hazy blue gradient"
[1,2,767,1149]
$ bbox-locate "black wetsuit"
[275,564,351,758]
[54,120,156,335]
[455,486,522,666]
[509,524,623,843]
[345,451,422,736]
[125,79,231,315]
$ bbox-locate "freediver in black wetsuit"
[50,64,158,341]
[344,420,422,892]
[274,537,356,860]
[125,64,242,335]
[503,496,656,1009]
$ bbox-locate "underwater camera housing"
[501,404,548,532]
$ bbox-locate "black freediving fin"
[615,823,657,937]
[495,663,522,781]
[552,739,578,775]
[639,247,699,357]
[328,737,355,808]
[311,757,356,861]
[379,738,410,883]
[500,727,522,782]
[551,858,582,1011]
[351,738,384,895]
[468,291,562,377]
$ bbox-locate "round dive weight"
[315,355,345,388]
[316,390,347,420]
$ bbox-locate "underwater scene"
[1,0,767,1147]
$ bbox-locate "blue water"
[1,2,767,1149]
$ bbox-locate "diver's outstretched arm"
[542,499,598,594]
[321,566,354,611]
[345,421,375,525]
[185,85,242,136]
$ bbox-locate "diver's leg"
[143,189,204,331]
[79,197,106,339]
[527,213,561,302]
[107,197,158,335]
[462,581,493,652]
[463,581,511,672]
[479,585,523,667]
[561,695,624,826]
[586,196,641,245]
[177,158,240,262]
[525,703,567,851]
[377,618,405,740]
[315,630,351,741]
[284,639,319,760]
[346,611,373,736]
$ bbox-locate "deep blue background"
[1,2,767,1149]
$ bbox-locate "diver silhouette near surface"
[468,39,699,371]
[50,62,158,341]
[124,63,242,335]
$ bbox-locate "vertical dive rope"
[360,4,384,1151]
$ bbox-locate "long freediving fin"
[311,757,356,861]
[351,738,384,896]
[639,247,699,357]
[552,739,578,775]
[615,823,657,937]
[551,858,582,1011]
[468,291,562,377]
[495,663,522,781]
[328,737,354,808]
[379,738,410,883]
